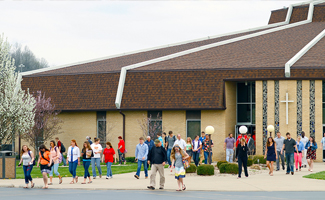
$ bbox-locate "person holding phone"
[81,141,93,184]
[18,145,35,188]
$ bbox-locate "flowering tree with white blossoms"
[0,34,36,149]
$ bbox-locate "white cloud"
[0,1,303,67]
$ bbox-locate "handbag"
[183,160,190,169]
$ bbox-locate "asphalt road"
[1,188,324,200]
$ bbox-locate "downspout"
[119,110,125,141]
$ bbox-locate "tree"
[21,91,63,151]
[11,42,49,72]
[0,34,36,149]
[137,113,163,140]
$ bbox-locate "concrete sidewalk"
[1,162,325,191]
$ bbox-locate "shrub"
[253,155,266,164]
[186,163,197,173]
[216,160,228,169]
[219,163,239,174]
[197,164,214,176]
[125,157,135,163]
[247,158,253,166]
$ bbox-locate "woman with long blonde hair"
[18,145,35,188]
[81,141,93,184]
[185,137,192,164]
[67,139,80,184]
[170,145,189,191]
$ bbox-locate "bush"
[125,157,135,163]
[197,164,214,176]
[253,155,266,164]
[186,163,197,173]
[247,159,253,166]
[216,160,228,169]
[219,163,239,174]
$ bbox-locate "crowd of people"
[17,130,322,189]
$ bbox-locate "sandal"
[31,183,35,188]
[182,185,186,191]
[42,186,48,189]
[81,182,86,184]
[88,181,92,184]
[176,189,182,191]
[23,186,28,189]
[59,178,62,184]
[48,183,53,185]
[70,181,75,184]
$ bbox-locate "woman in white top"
[301,131,309,168]
[67,139,80,184]
[18,145,35,188]
[90,138,103,179]
[49,140,62,185]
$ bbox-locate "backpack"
[168,135,176,145]
[61,142,66,153]
[28,151,36,166]
[55,147,63,164]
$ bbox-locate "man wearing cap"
[86,136,93,145]
[134,137,149,179]
[147,140,167,190]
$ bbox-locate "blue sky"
[0,1,303,67]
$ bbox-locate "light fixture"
[239,125,248,134]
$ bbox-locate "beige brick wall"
[201,110,225,161]
[106,111,123,153]
[255,81,263,155]
[315,80,323,162]
[162,111,186,139]
[225,82,237,137]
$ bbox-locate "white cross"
[280,93,294,124]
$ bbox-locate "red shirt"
[236,135,248,147]
[57,141,62,152]
[103,148,115,163]
[118,140,125,153]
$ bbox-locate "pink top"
[50,147,60,164]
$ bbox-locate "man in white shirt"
[300,131,309,167]
[91,138,103,179]
[173,134,186,150]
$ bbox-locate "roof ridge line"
[22,22,288,77]
[115,20,313,109]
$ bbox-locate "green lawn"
[16,162,149,179]
[303,171,325,180]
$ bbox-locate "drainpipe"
[119,110,125,140]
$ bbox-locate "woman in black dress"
[236,138,248,179]
[264,137,277,176]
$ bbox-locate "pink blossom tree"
[22,91,63,151]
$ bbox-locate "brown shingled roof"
[131,23,325,72]
[25,28,274,77]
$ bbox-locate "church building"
[21,1,325,161]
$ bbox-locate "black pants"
[323,150,325,161]
[238,156,248,178]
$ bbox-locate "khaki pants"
[150,164,165,188]
[199,150,204,164]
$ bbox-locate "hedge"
[186,163,197,173]
[253,155,266,164]
[216,160,228,169]
[197,164,214,176]
[219,163,238,174]
[125,157,136,163]
[247,159,253,166]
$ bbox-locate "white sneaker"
[108,176,112,179]
[106,177,109,179]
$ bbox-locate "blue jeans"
[226,149,234,163]
[193,151,200,166]
[62,156,67,166]
[167,148,172,166]
[69,161,78,178]
[106,162,113,177]
[204,151,213,164]
[50,163,60,177]
[83,160,91,178]
[91,157,102,177]
[118,150,125,164]
[285,153,294,173]
[136,160,148,177]
[23,165,33,184]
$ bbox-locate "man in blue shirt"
[145,136,154,151]
[199,131,206,165]
[134,137,149,179]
